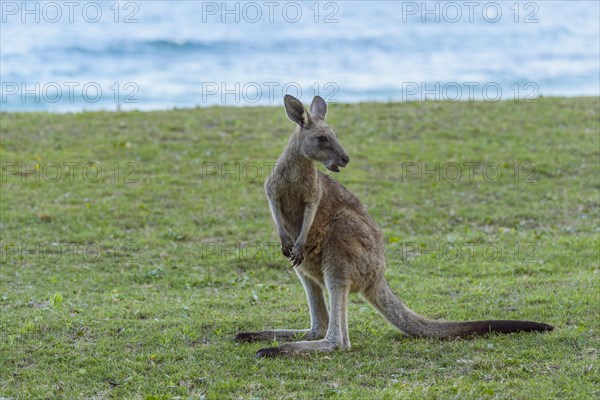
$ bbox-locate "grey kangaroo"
[235,95,553,357]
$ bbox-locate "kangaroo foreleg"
[290,199,320,266]
[266,194,294,257]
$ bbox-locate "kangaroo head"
[283,94,350,173]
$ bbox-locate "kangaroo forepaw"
[280,236,293,258]
[290,243,305,267]
[282,245,292,258]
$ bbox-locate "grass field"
[1,97,599,399]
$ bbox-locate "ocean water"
[1,0,599,112]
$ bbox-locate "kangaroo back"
[363,278,554,338]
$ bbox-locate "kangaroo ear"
[284,95,310,128]
[310,96,327,120]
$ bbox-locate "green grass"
[1,97,598,399]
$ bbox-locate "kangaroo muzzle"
[325,153,350,173]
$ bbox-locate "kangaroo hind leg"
[255,274,350,357]
[234,270,329,343]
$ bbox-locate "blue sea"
[1,1,599,112]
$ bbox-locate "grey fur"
[235,95,553,357]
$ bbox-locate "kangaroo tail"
[362,278,553,339]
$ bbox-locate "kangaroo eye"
[317,136,328,143]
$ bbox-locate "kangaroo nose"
[341,155,350,165]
